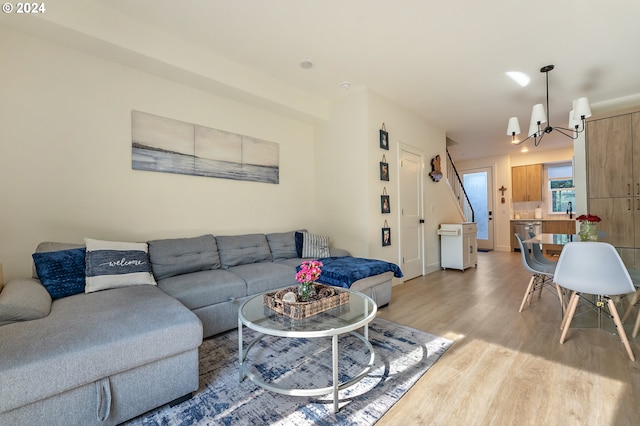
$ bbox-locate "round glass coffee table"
[238,286,377,413]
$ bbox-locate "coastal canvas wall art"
[132,111,279,184]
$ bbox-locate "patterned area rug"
[125,318,452,425]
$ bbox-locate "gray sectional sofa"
[0,230,395,425]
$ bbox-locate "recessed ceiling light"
[506,71,530,87]
[300,60,313,69]
[521,147,529,153]
[340,81,351,90]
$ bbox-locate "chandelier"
[506,65,592,146]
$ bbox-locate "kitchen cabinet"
[512,164,543,202]
[586,109,640,267]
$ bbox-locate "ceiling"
[12,1,640,160]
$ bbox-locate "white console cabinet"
[438,223,478,271]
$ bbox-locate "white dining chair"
[515,234,563,313]
[527,231,558,267]
[554,242,636,361]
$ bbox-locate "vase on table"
[579,221,599,241]
[298,282,314,302]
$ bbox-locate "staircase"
[445,148,474,222]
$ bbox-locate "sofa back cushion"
[216,234,272,269]
[148,234,220,280]
[266,231,299,261]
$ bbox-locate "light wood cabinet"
[512,164,543,202]
[586,109,640,267]
[587,114,634,199]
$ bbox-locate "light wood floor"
[376,250,640,426]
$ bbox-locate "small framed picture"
[382,227,391,246]
[380,161,389,181]
[381,195,390,214]
[379,129,389,150]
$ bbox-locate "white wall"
[366,90,460,273]
[0,26,319,280]
[316,88,460,277]
[0,24,464,283]
[314,88,370,255]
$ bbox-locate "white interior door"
[400,147,424,279]
[462,167,494,251]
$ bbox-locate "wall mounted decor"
[429,154,443,182]
[380,155,389,181]
[381,187,390,214]
[131,110,279,184]
[498,185,507,204]
[382,220,391,246]
[379,123,389,150]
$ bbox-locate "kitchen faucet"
[567,201,573,219]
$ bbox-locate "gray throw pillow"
[0,279,52,326]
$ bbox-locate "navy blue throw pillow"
[294,232,304,258]
[32,248,86,299]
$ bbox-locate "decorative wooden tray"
[263,284,349,319]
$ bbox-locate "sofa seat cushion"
[148,234,220,280]
[0,285,202,414]
[157,269,247,310]
[228,263,297,295]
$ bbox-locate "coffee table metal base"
[238,323,375,413]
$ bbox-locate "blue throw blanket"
[307,256,403,289]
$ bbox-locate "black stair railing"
[446,148,475,222]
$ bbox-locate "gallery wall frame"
[380,123,389,150]
[381,187,390,214]
[382,220,391,246]
[380,155,389,181]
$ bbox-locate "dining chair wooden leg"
[554,283,565,313]
[633,310,640,338]
[560,291,576,330]
[560,293,580,343]
[519,275,536,313]
[622,290,640,323]
[608,298,635,361]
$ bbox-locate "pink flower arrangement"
[296,260,323,284]
[576,214,602,223]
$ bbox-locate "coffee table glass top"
[239,286,377,337]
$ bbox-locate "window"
[548,164,575,214]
